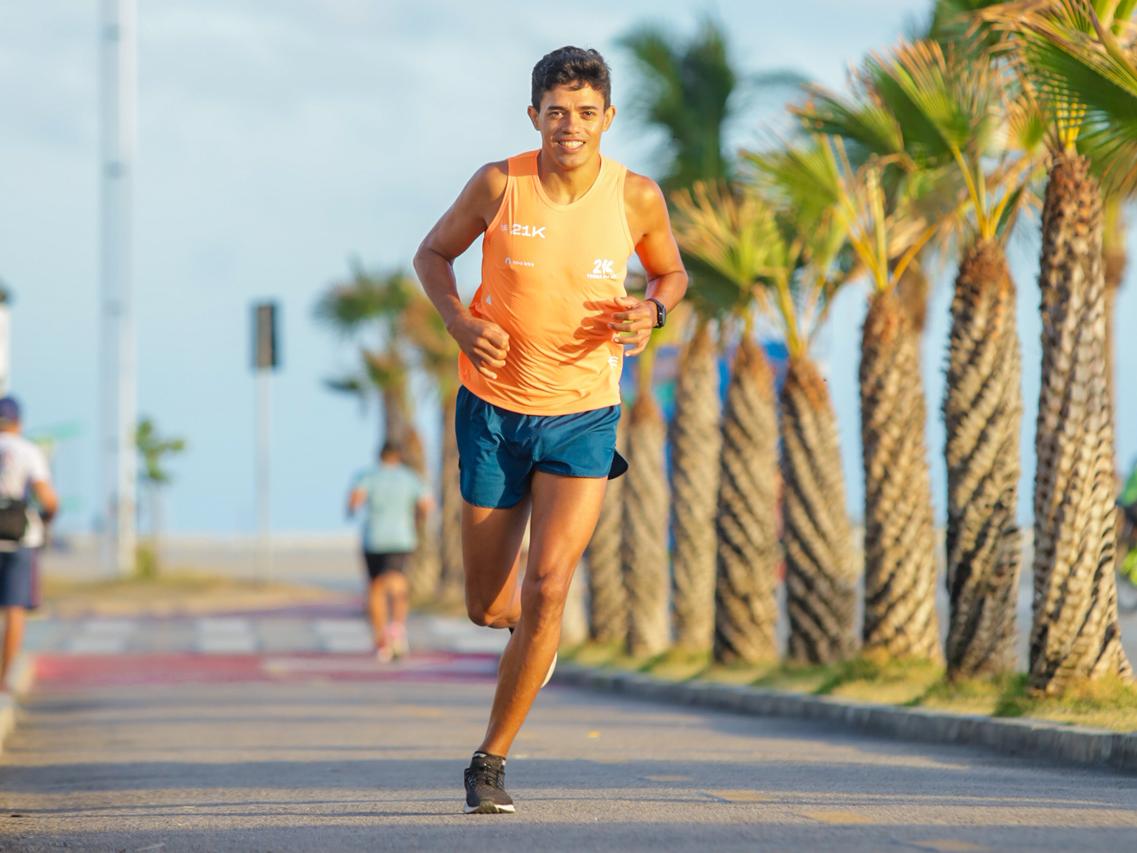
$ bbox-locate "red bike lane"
[32,650,500,690]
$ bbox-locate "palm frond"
[362,348,408,392]
[927,0,1016,47]
[323,375,367,396]
[885,41,1004,158]
[671,182,782,294]
[620,17,738,190]
[1008,0,1137,189]
[793,85,904,164]
[314,266,417,335]
[402,293,460,381]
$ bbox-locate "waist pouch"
[0,499,28,542]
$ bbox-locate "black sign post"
[252,301,280,581]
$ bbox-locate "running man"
[413,46,687,813]
[0,396,59,691]
[347,442,432,661]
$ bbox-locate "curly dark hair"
[531,46,611,111]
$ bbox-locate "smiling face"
[527,83,615,172]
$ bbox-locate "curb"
[0,654,37,756]
[555,663,1137,774]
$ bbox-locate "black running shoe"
[463,752,515,814]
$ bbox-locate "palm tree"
[620,18,739,195]
[749,146,865,664]
[619,19,738,656]
[314,264,440,599]
[620,19,806,655]
[980,0,1137,691]
[672,185,781,665]
[936,0,1132,461]
[865,40,1047,678]
[784,86,948,660]
[135,417,187,578]
[676,163,862,665]
[401,293,463,606]
[314,264,419,449]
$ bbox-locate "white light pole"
[99,0,137,576]
[0,284,10,396]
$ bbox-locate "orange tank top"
[459,150,635,415]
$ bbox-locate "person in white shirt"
[0,396,59,690]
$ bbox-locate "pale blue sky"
[2,1,1134,535]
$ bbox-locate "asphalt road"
[2,654,1136,852]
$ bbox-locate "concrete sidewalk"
[3,635,1137,850]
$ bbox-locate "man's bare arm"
[347,487,366,519]
[414,495,433,529]
[32,480,59,523]
[610,172,689,356]
[413,164,513,380]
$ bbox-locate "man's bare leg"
[1,606,25,688]
[387,571,410,625]
[463,497,531,629]
[386,571,411,657]
[478,472,607,757]
[366,577,389,652]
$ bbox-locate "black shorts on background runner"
[364,551,411,580]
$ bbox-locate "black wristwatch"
[646,297,667,329]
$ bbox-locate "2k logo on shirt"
[588,259,616,280]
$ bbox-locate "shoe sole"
[464,802,516,814]
[541,651,557,688]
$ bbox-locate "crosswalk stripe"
[67,636,132,654]
[194,618,257,653]
[314,618,370,636]
[322,636,374,653]
[66,618,139,654]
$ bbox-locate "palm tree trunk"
[1103,200,1125,446]
[943,239,1023,679]
[586,416,628,643]
[152,486,163,577]
[437,389,464,606]
[1030,152,1132,693]
[713,336,779,665]
[669,320,722,652]
[623,392,670,657]
[860,290,941,661]
[403,426,441,604]
[382,386,411,450]
[781,354,858,664]
[561,561,589,647]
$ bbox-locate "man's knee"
[466,596,513,629]
[521,573,570,624]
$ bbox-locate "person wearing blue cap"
[0,396,58,691]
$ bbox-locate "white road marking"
[194,618,256,653]
[314,618,373,652]
[66,619,138,654]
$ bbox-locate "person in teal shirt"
[347,442,432,661]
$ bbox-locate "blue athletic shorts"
[0,548,33,608]
[456,386,628,509]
